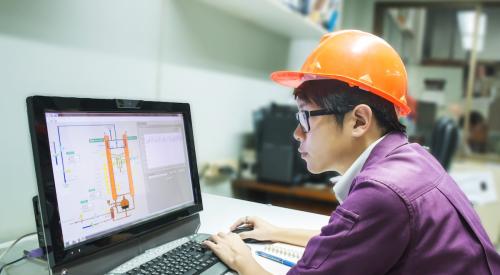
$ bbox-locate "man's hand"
[230,216,280,242]
[231,216,319,247]
[203,232,270,275]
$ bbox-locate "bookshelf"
[199,0,329,39]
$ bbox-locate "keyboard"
[107,233,229,275]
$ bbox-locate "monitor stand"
[34,196,200,275]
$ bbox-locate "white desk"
[0,193,330,275]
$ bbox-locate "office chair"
[430,117,459,171]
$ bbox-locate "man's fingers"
[239,231,251,240]
[211,233,223,244]
[229,216,256,230]
[203,240,218,251]
[229,217,245,230]
[245,216,257,227]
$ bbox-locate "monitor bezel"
[26,96,203,268]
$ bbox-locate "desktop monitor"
[415,101,437,145]
[26,96,203,272]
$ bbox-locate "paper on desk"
[248,242,302,275]
[451,171,498,205]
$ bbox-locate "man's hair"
[458,110,484,128]
[293,79,406,134]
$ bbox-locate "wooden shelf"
[199,0,328,39]
[232,179,337,215]
[233,179,336,202]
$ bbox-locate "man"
[204,30,500,274]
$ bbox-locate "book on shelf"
[280,0,342,32]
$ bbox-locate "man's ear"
[351,104,373,138]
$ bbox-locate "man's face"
[294,98,353,174]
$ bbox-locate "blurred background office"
[1,0,499,252]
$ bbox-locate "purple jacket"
[288,132,500,274]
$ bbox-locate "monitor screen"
[45,112,195,248]
[27,96,203,268]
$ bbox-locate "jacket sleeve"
[287,179,411,275]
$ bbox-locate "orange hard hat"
[271,30,411,116]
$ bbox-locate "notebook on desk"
[27,96,229,275]
[261,243,305,264]
[250,242,305,274]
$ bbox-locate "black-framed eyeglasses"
[296,109,338,133]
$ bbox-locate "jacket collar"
[362,131,409,171]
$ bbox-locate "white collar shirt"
[332,135,387,203]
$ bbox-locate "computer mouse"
[231,226,262,243]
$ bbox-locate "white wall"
[342,0,375,32]
[158,0,291,163]
[159,62,291,163]
[286,39,319,70]
[0,0,163,244]
[406,65,463,107]
[0,0,291,243]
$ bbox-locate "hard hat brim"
[270,70,411,116]
[270,71,306,88]
[271,71,362,89]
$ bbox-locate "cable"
[0,247,46,274]
[0,232,36,262]
[0,255,27,273]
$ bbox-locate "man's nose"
[293,124,304,142]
